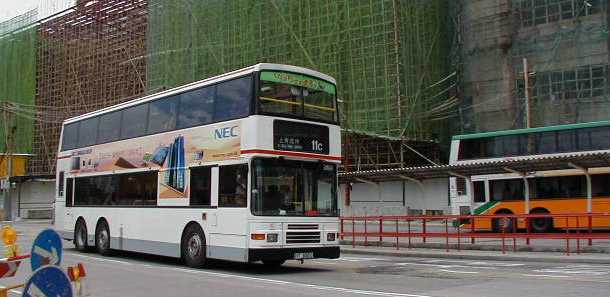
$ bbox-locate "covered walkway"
[339,152,610,214]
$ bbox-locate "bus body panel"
[464,197,610,230]
[209,208,250,262]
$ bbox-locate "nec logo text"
[214,126,238,139]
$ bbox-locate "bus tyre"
[74,220,88,252]
[96,220,112,256]
[182,224,207,268]
[262,260,285,268]
[530,209,553,233]
[492,213,514,233]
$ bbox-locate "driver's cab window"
[218,164,248,207]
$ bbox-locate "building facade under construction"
[1,0,457,177]
[1,0,610,217]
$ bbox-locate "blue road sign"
[30,229,63,271]
[22,265,73,297]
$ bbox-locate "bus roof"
[452,119,610,141]
[63,63,337,125]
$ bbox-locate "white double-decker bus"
[54,63,341,267]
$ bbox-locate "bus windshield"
[258,71,337,123]
[251,158,338,217]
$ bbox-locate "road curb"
[340,247,610,264]
[340,240,610,253]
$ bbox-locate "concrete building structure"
[2,179,55,220]
[459,0,610,132]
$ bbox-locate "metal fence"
[340,213,610,255]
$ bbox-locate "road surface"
[1,221,608,297]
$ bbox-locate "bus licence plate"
[293,252,314,259]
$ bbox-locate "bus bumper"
[248,246,340,262]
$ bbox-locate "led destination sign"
[273,120,329,155]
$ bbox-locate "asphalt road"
[2,221,609,297]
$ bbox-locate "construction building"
[1,0,608,218]
[459,0,610,132]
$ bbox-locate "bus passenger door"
[55,171,74,238]
[210,166,219,227]
[208,163,249,262]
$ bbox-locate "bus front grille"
[287,224,319,230]
[286,231,321,244]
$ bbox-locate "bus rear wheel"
[182,224,207,268]
[530,209,554,233]
[96,220,112,256]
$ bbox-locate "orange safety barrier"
[340,213,610,255]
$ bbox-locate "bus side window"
[58,171,65,196]
[190,167,211,206]
[473,181,485,203]
[66,178,74,207]
[215,76,252,121]
[218,164,248,207]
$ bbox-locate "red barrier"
[340,212,610,255]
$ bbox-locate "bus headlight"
[267,233,278,243]
[327,233,336,241]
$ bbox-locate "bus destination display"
[273,120,329,154]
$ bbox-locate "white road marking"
[66,252,133,265]
[423,259,525,267]
[533,269,609,276]
[521,274,569,278]
[395,262,497,270]
[328,257,384,262]
[438,269,479,274]
[533,265,610,276]
[171,267,438,297]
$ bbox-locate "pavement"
[341,245,610,264]
[0,220,609,297]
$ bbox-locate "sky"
[0,0,40,22]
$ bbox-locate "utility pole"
[2,102,14,221]
[523,58,533,128]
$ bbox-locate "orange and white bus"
[449,121,610,232]
[54,63,341,267]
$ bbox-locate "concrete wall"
[339,178,449,216]
[16,180,55,219]
[0,180,55,220]
[460,0,518,132]
[459,0,610,132]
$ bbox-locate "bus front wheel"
[182,224,207,268]
[492,211,514,233]
[74,220,88,252]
